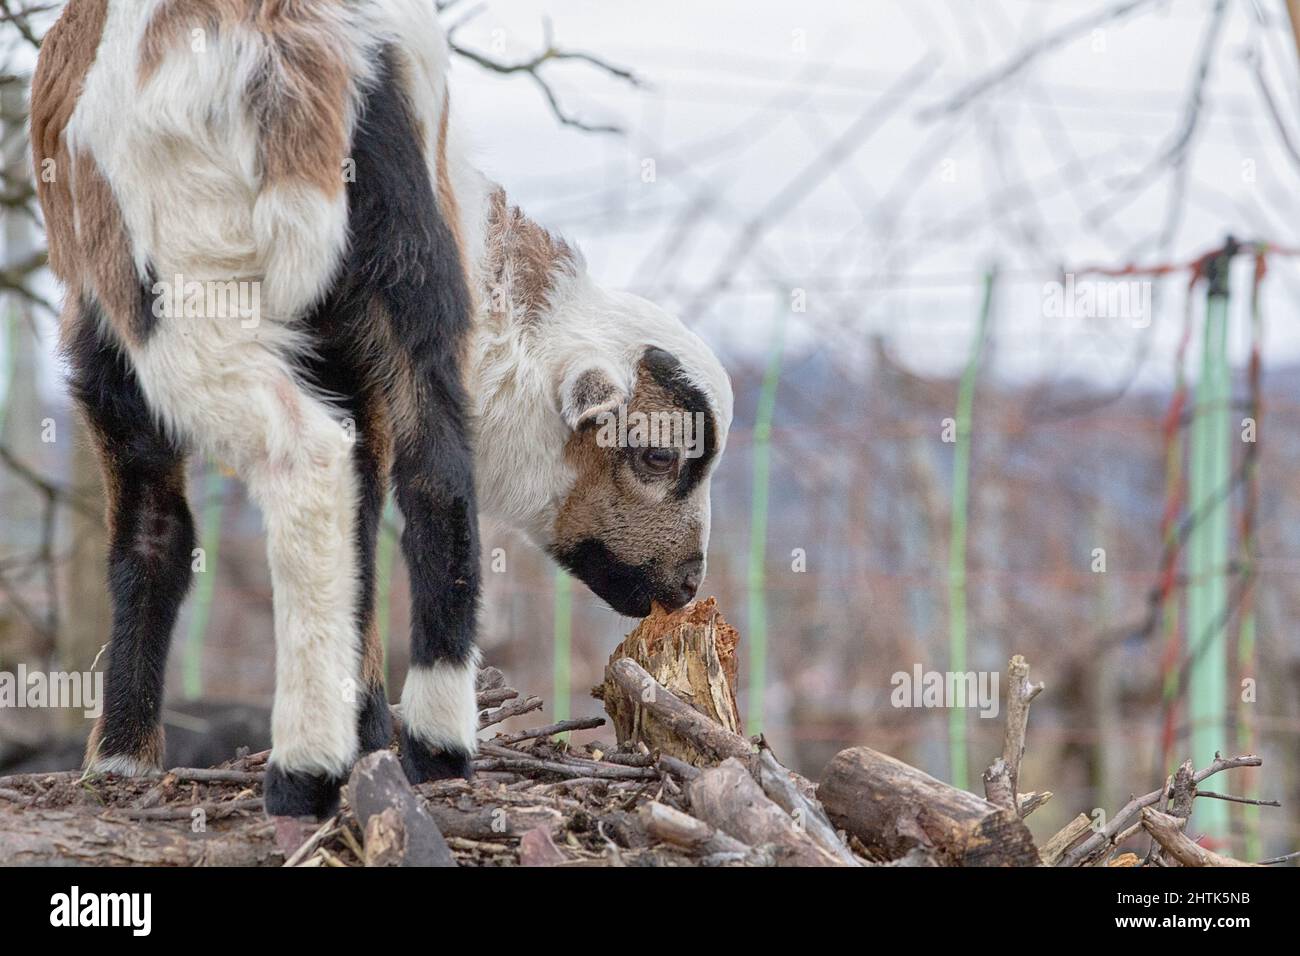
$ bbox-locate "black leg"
[68,300,194,775]
[337,48,480,783]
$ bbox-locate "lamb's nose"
[674,558,703,606]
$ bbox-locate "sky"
[5,0,1300,398]
[445,0,1300,391]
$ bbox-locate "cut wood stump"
[818,746,1040,866]
[593,597,742,764]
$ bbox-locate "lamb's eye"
[637,446,679,476]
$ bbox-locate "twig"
[1154,760,1195,866]
[1194,790,1280,807]
[1040,813,1092,866]
[1141,808,1256,867]
[108,797,263,821]
[449,19,638,134]
[282,816,339,868]
[0,0,43,48]
[169,767,264,785]
[1257,850,1300,865]
[492,716,604,745]
[1017,791,1052,817]
[917,0,1160,120]
[474,750,656,781]
[984,655,1042,814]
[1060,753,1263,866]
[478,695,543,729]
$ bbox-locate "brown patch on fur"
[137,0,243,85]
[139,0,354,196]
[552,360,704,570]
[358,385,392,692]
[250,0,353,196]
[72,152,150,343]
[361,618,385,689]
[361,297,426,453]
[29,0,109,283]
[360,380,395,483]
[483,186,576,322]
[82,409,122,542]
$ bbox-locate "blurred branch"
[1,249,53,313]
[0,443,101,521]
[687,52,940,318]
[1245,44,1300,174]
[1086,0,1229,246]
[0,0,48,48]
[917,0,1160,120]
[449,18,639,134]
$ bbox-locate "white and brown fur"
[32,0,731,819]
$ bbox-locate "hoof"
[85,754,163,778]
[398,727,472,785]
[264,764,345,819]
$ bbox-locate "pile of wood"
[0,598,1277,866]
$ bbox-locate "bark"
[348,751,455,867]
[600,658,754,765]
[1140,808,1256,867]
[818,746,1040,866]
[1039,812,1091,866]
[0,803,281,866]
[687,758,845,866]
[594,598,744,764]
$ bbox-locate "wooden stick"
[1040,813,1092,866]
[656,753,702,782]
[282,815,339,868]
[984,655,1042,815]
[108,797,263,821]
[639,801,751,856]
[478,696,544,730]
[1195,790,1280,807]
[1017,790,1052,816]
[819,746,1040,866]
[752,748,859,866]
[1155,760,1195,867]
[473,754,656,781]
[1060,752,1262,867]
[1141,808,1257,867]
[1257,849,1300,865]
[688,758,844,867]
[169,767,263,785]
[491,717,605,745]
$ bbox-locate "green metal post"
[948,269,995,790]
[1186,250,1232,840]
[553,568,572,724]
[746,308,787,737]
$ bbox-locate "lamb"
[30,0,732,819]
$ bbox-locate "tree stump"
[593,598,742,765]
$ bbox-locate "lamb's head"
[545,293,733,618]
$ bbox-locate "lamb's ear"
[559,364,628,431]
